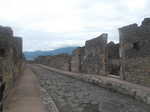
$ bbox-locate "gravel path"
[32,65,150,112]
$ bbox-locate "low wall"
[35,54,71,71]
[123,57,150,87]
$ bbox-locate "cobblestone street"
[32,65,150,112]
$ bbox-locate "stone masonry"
[35,54,71,71]
[32,65,150,111]
[35,18,150,88]
[35,34,108,75]
[119,18,150,87]
[107,42,120,75]
[81,33,108,75]
[71,34,120,76]
[71,47,85,73]
[70,34,108,75]
[0,25,23,96]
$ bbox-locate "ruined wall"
[35,56,50,65]
[34,18,150,88]
[35,54,71,71]
[81,33,108,75]
[71,47,85,73]
[37,33,108,75]
[119,18,150,87]
[0,26,23,94]
[107,42,120,75]
[71,34,121,76]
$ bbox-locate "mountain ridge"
[24,46,79,60]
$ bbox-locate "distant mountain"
[24,46,79,60]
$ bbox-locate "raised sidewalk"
[4,65,48,112]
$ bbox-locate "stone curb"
[36,64,150,105]
[40,87,60,112]
[31,67,60,112]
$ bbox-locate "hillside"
[24,46,79,60]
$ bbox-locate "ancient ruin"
[0,18,150,112]
[71,47,85,72]
[35,18,150,88]
[35,54,71,71]
[119,18,150,87]
[0,25,23,111]
[80,33,108,74]
[107,42,120,76]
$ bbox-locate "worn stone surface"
[37,64,150,105]
[39,87,59,112]
[119,18,150,87]
[32,65,150,112]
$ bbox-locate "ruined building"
[107,42,120,76]
[80,34,107,74]
[35,54,71,71]
[119,18,150,87]
[35,18,150,87]
[71,47,85,73]
[0,25,23,95]
[71,34,108,75]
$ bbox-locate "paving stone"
[32,66,150,112]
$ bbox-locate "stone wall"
[119,18,150,87]
[71,47,85,73]
[70,33,108,75]
[35,54,71,71]
[36,34,108,76]
[34,18,150,88]
[107,42,120,75]
[80,33,108,75]
[0,25,23,95]
[35,56,50,65]
[70,34,120,76]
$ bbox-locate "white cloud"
[0,0,149,51]
[126,0,146,10]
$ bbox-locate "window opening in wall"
[109,65,120,76]
[0,49,6,57]
[133,42,140,50]
[108,64,121,79]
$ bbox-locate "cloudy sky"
[0,0,150,51]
